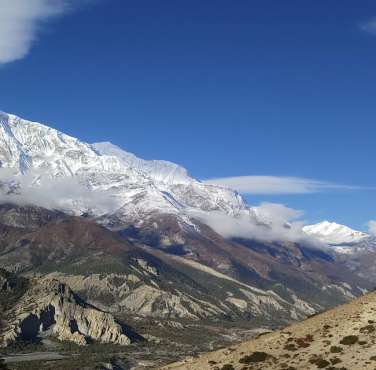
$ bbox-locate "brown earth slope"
[162,290,376,370]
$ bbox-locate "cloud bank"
[0,169,117,215]
[188,203,323,247]
[0,0,90,64]
[368,221,376,236]
[204,176,369,195]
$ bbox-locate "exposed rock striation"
[0,276,135,347]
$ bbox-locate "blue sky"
[0,0,375,230]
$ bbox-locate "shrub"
[310,356,331,368]
[330,345,343,353]
[295,338,310,348]
[239,352,268,363]
[330,357,342,365]
[340,335,358,345]
[221,365,234,370]
[284,343,297,351]
[316,359,330,368]
[360,325,375,333]
[294,334,314,348]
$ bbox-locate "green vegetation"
[339,335,358,345]
[283,343,297,351]
[360,324,375,334]
[1,340,45,355]
[239,351,268,363]
[295,335,313,348]
[315,359,330,368]
[220,365,234,370]
[330,346,343,353]
[330,357,342,365]
[6,355,114,370]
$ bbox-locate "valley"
[0,112,375,369]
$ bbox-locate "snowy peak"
[93,142,193,185]
[303,221,370,245]
[0,111,247,223]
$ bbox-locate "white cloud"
[0,168,117,215]
[204,176,368,195]
[0,0,90,64]
[360,17,376,35]
[368,220,376,236]
[188,203,324,247]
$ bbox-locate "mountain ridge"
[1,110,370,248]
[0,111,247,225]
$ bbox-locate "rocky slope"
[0,204,316,327]
[161,289,376,370]
[0,270,136,347]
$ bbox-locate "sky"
[0,0,375,230]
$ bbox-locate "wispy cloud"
[360,17,376,35]
[0,0,92,64]
[368,220,376,236]
[204,176,371,195]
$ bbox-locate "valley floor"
[0,320,268,370]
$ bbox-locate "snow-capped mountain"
[1,111,372,252]
[1,111,374,328]
[92,141,193,185]
[303,221,370,245]
[0,111,246,225]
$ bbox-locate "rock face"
[161,290,376,370]
[0,274,134,347]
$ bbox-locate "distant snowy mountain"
[303,221,370,245]
[1,110,372,253]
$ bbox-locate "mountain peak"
[303,221,369,245]
[0,111,246,223]
[92,141,193,185]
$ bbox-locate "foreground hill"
[162,290,376,370]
